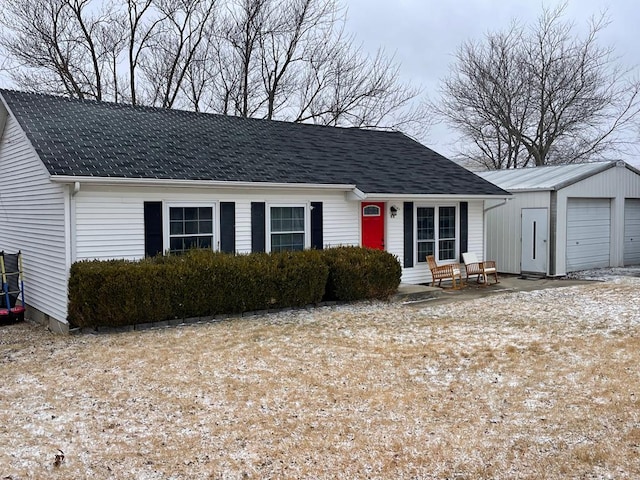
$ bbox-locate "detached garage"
[480,161,640,276]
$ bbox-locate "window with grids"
[417,207,435,262]
[169,207,213,254]
[417,206,457,262]
[271,206,305,252]
[438,206,456,260]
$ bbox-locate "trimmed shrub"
[67,246,401,329]
[68,259,174,328]
[322,246,402,301]
[68,249,328,328]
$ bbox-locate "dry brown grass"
[1,279,640,479]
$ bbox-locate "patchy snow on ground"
[567,266,640,282]
[1,270,640,479]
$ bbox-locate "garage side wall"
[0,111,68,329]
[485,192,550,274]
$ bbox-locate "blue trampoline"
[0,251,25,323]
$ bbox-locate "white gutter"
[364,193,512,200]
[50,175,357,191]
[49,176,512,201]
[483,197,510,212]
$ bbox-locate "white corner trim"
[346,188,367,201]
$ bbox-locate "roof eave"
[501,187,554,193]
[49,175,357,191]
[363,192,512,200]
[550,161,615,190]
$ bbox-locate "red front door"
[361,202,385,250]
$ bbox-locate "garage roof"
[477,161,634,192]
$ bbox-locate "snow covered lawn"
[1,275,640,479]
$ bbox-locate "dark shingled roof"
[0,89,507,196]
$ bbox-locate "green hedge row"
[68,247,401,328]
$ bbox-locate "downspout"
[69,182,80,265]
[483,198,509,213]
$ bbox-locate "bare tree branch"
[434,3,640,169]
[0,0,428,137]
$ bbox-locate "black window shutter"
[310,202,323,250]
[251,202,266,252]
[459,201,468,261]
[403,202,414,268]
[220,202,236,253]
[144,201,163,257]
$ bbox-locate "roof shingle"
[0,89,507,196]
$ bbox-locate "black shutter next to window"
[220,202,236,253]
[251,202,266,252]
[403,201,414,268]
[460,201,468,261]
[310,202,323,250]
[144,201,163,257]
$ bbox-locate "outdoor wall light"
[390,205,398,218]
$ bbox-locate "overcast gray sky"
[344,0,640,164]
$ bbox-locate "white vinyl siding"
[624,199,640,266]
[75,197,145,260]
[73,186,360,259]
[566,198,611,272]
[467,200,484,258]
[386,199,485,285]
[0,114,68,324]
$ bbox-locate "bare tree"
[0,0,131,101]
[139,0,218,109]
[435,3,640,169]
[0,0,427,137]
[125,0,164,105]
[300,45,423,132]
[218,0,270,117]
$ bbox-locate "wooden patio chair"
[462,252,499,286]
[426,255,463,289]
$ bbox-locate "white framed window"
[417,207,435,262]
[166,203,215,254]
[416,205,458,262]
[269,205,307,252]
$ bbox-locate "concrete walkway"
[393,274,596,307]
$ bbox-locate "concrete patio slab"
[393,274,596,307]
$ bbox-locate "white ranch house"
[0,90,508,332]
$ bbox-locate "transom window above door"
[363,205,381,216]
[169,206,213,254]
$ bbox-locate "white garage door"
[566,198,611,272]
[624,199,640,266]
